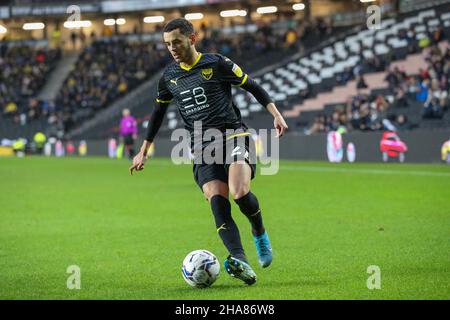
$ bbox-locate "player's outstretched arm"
[129,101,168,175]
[241,78,288,137]
[267,102,289,138]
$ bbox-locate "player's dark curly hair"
[163,18,195,36]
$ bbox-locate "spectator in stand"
[0,45,61,124]
[79,29,86,48]
[423,95,444,119]
[395,114,413,130]
[328,110,341,131]
[306,114,326,135]
[406,77,419,99]
[419,67,430,80]
[416,78,430,102]
[429,78,448,110]
[373,95,389,114]
[285,28,298,50]
[70,31,77,49]
[27,98,41,120]
[394,87,409,108]
[385,66,407,91]
[337,67,352,85]
[366,55,385,72]
[432,27,444,44]
[356,75,368,89]
[90,30,97,42]
[3,101,17,117]
[119,108,138,159]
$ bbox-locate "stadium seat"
[374,43,390,55]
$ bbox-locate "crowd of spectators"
[1,45,61,123]
[384,44,449,119]
[198,16,335,65]
[306,36,449,135]
[1,15,335,138]
[54,39,170,133]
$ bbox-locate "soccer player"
[130,18,288,285]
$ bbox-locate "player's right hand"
[129,151,147,175]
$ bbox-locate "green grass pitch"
[0,156,449,299]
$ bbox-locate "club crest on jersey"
[201,68,213,80]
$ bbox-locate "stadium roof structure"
[0,0,244,18]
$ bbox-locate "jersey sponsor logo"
[201,68,213,80]
[232,64,243,78]
[180,87,210,115]
[170,78,179,85]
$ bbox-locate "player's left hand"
[129,150,147,175]
[274,114,288,138]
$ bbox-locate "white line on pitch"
[279,165,450,177]
[149,161,450,177]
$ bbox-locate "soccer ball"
[181,250,220,288]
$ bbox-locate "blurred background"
[0,0,449,163]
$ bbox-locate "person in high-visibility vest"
[13,139,26,157]
[34,132,46,155]
[442,139,450,163]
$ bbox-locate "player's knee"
[229,183,250,200]
[203,181,228,202]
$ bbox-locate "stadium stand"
[230,3,450,133]
[0,43,61,138]
[54,39,169,130]
[65,17,345,139]
[236,7,448,113]
[130,2,449,139]
[1,1,450,142]
[294,42,450,135]
[0,15,343,140]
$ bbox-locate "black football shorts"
[193,133,257,190]
[123,134,135,146]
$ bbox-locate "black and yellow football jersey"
[156,53,249,134]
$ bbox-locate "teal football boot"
[253,231,272,268]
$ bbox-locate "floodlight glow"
[143,16,165,23]
[185,13,204,20]
[220,10,247,17]
[257,6,278,14]
[116,18,126,25]
[64,20,92,29]
[104,19,116,26]
[293,3,306,11]
[23,23,45,30]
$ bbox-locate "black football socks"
[234,192,265,237]
[210,195,247,263]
